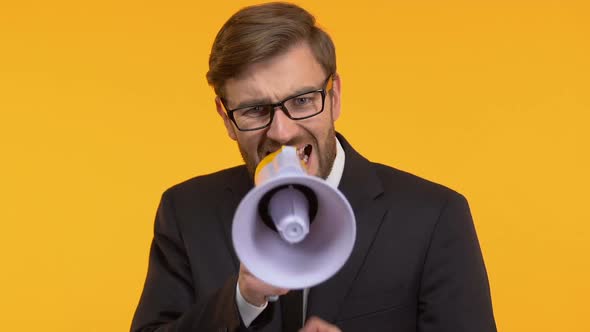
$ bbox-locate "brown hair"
[206,2,336,97]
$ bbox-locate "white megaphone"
[232,146,356,289]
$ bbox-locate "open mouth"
[296,144,312,165]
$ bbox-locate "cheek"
[310,118,335,144]
[236,133,262,155]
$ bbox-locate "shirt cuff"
[236,281,268,327]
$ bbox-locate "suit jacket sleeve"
[130,190,246,332]
[417,192,497,331]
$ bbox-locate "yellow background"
[1,0,588,331]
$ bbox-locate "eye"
[293,97,311,106]
[241,105,269,118]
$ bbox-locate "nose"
[266,107,299,144]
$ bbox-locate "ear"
[330,73,342,121]
[215,97,237,141]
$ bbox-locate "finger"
[242,273,289,295]
[240,264,289,293]
[300,316,341,332]
[239,263,289,304]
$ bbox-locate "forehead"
[223,43,326,108]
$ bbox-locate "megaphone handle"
[266,295,279,302]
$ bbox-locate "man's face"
[215,42,342,179]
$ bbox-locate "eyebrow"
[232,84,321,109]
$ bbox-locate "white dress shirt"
[236,136,346,327]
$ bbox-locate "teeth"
[296,146,309,164]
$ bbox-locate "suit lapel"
[218,166,254,272]
[307,133,387,322]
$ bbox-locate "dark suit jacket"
[131,133,496,331]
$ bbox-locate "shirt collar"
[325,136,345,188]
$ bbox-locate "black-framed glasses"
[221,75,334,131]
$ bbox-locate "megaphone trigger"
[265,295,279,302]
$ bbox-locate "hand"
[299,316,341,332]
[238,263,289,306]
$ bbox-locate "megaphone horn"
[232,146,356,289]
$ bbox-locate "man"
[131,2,496,331]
